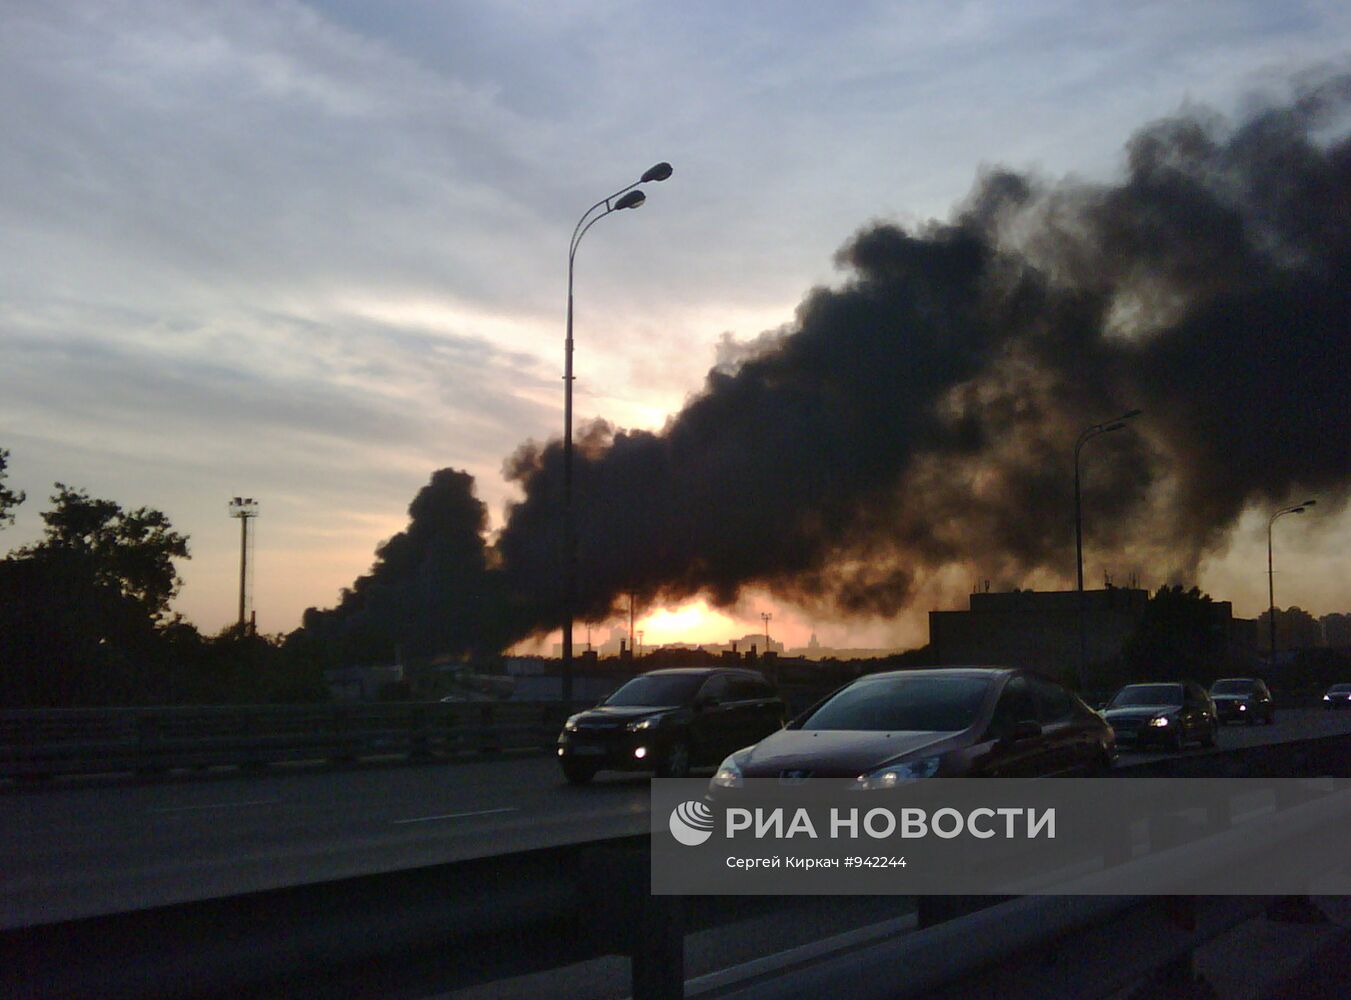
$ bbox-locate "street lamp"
[1267,499,1315,664]
[562,162,673,703]
[1073,409,1141,692]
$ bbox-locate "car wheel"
[658,740,692,778]
[561,759,597,785]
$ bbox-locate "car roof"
[1212,677,1260,683]
[856,666,1017,682]
[639,667,768,679]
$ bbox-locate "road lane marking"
[150,799,283,813]
[392,807,518,825]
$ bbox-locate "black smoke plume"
[494,78,1351,644]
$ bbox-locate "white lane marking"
[392,807,518,825]
[150,799,283,813]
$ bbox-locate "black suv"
[557,668,786,783]
[1209,677,1274,725]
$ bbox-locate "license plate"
[571,745,605,756]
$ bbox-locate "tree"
[1121,585,1228,683]
[19,483,189,621]
[0,448,23,527]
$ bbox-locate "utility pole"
[1268,500,1315,664]
[228,497,259,633]
[761,612,772,650]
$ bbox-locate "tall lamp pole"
[228,497,259,633]
[1074,409,1141,692]
[562,162,673,702]
[1268,499,1315,664]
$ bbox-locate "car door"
[973,675,1049,777]
[1028,675,1087,775]
[690,673,735,764]
[725,675,785,749]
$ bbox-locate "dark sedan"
[1103,682,1217,751]
[557,668,786,783]
[709,667,1114,791]
[1325,683,1351,709]
[1209,677,1274,725]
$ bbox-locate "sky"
[2,1,1348,650]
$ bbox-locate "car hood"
[1103,705,1178,721]
[576,705,681,721]
[736,729,957,778]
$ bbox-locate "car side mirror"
[1001,720,1042,743]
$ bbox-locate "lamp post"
[1267,499,1315,664]
[1073,409,1141,692]
[562,162,672,703]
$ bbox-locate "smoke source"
[493,78,1351,645]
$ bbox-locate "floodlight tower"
[228,497,259,632]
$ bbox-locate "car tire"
[658,740,692,779]
[561,760,597,785]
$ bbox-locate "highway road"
[3,707,1349,930]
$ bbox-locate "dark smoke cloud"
[494,77,1351,644]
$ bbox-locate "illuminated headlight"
[1237,703,1246,711]
[564,714,583,732]
[626,716,661,732]
[1148,716,1171,727]
[1325,695,1332,701]
[711,754,744,789]
[852,756,941,790]
[633,746,648,760]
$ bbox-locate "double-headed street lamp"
[1074,408,1141,692]
[1267,499,1315,664]
[561,162,673,702]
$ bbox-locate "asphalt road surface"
[3,707,1349,930]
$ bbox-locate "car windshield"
[1109,684,1183,708]
[1211,680,1256,695]
[603,674,705,707]
[1330,684,1351,694]
[800,675,991,732]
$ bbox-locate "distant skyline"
[2,2,1348,650]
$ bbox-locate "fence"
[0,702,578,779]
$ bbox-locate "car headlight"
[1237,703,1246,711]
[626,715,662,732]
[711,753,744,789]
[1148,716,1171,727]
[852,756,941,790]
[1325,695,1332,701]
[564,714,583,733]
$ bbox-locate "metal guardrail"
[0,702,579,778]
[4,732,1348,999]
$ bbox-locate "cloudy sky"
[2,1,1348,648]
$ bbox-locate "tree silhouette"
[0,448,23,527]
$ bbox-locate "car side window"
[698,674,730,704]
[726,677,762,701]
[989,677,1036,736]
[1029,677,1073,724]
